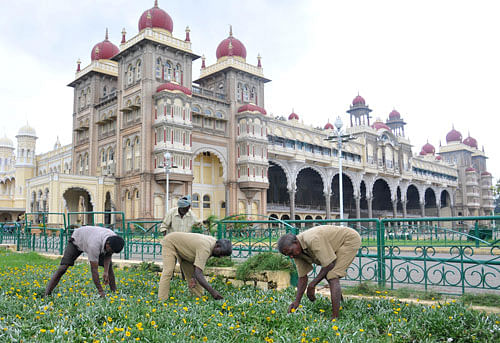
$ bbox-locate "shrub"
[205,256,234,267]
[236,252,294,281]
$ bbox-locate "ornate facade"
[0,1,494,225]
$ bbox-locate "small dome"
[372,119,391,131]
[465,167,476,172]
[324,122,334,130]
[216,26,247,60]
[419,149,427,156]
[237,104,266,115]
[436,155,442,161]
[0,135,14,148]
[446,127,462,143]
[17,123,37,137]
[422,142,435,155]
[91,29,119,61]
[138,1,173,33]
[352,95,365,106]
[156,82,192,96]
[481,171,491,176]
[463,135,478,149]
[389,109,400,120]
[288,111,299,120]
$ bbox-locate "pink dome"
[216,27,247,60]
[138,1,173,33]
[288,112,299,120]
[389,109,401,120]
[463,136,478,149]
[372,120,391,131]
[419,149,427,156]
[352,95,365,106]
[91,30,119,61]
[237,104,266,115]
[446,127,462,143]
[422,142,435,154]
[436,155,442,160]
[324,122,334,130]
[481,171,491,176]
[156,82,192,96]
[465,167,476,172]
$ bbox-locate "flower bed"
[0,250,498,342]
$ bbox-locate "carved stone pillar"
[289,190,296,220]
[402,200,407,219]
[436,204,441,218]
[450,205,455,217]
[325,192,331,219]
[367,196,373,219]
[392,199,397,218]
[420,201,425,217]
[355,195,361,229]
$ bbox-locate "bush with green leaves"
[235,252,294,281]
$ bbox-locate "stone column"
[355,195,361,229]
[392,199,397,218]
[367,196,373,219]
[402,200,407,219]
[420,201,425,217]
[325,192,331,219]
[289,189,296,220]
[436,204,441,218]
[450,205,455,217]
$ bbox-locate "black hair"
[107,236,125,253]
[277,233,297,254]
[215,239,232,256]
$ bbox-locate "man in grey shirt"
[44,226,125,298]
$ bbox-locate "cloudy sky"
[1,0,499,178]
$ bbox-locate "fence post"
[474,221,479,248]
[59,229,64,255]
[377,220,386,288]
[217,222,222,240]
[16,225,21,251]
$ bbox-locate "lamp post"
[164,152,172,216]
[326,116,354,220]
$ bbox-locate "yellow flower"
[151,321,156,326]
[217,323,222,327]
[125,331,131,337]
[332,326,338,331]
[388,333,392,337]
[359,329,364,332]
[40,329,46,333]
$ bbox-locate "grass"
[235,252,294,281]
[461,293,500,308]
[206,256,235,268]
[0,250,499,342]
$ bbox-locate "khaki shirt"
[293,225,360,277]
[163,232,216,270]
[159,207,200,234]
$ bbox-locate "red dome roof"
[288,112,299,120]
[372,120,391,131]
[324,122,334,130]
[463,136,478,149]
[446,127,462,143]
[465,167,476,172]
[237,104,266,115]
[481,171,491,176]
[352,95,365,106]
[216,27,247,60]
[389,109,401,120]
[419,149,427,156]
[138,1,173,33]
[156,82,192,96]
[422,142,435,154]
[91,30,119,61]
[436,155,442,160]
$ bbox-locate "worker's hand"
[288,301,300,313]
[306,284,316,302]
[211,290,223,300]
[188,278,197,289]
[102,272,109,285]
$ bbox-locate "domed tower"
[385,109,407,137]
[15,123,37,167]
[346,94,372,127]
[0,135,15,173]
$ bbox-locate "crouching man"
[44,226,125,298]
[277,225,361,319]
[158,232,232,300]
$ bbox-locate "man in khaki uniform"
[277,225,361,319]
[159,195,201,235]
[158,232,232,300]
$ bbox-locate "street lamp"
[326,116,355,220]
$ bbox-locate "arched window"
[86,87,91,105]
[125,139,132,171]
[192,193,200,208]
[250,87,256,101]
[84,153,89,174]
[192,105,201,114]
[107,147,114,162]
[175,64,182,83]
[155,58,162,79]
[243,85,250,102]
[236,83,242,102]
[80,90,85,108]
[103,86,107,97]
[134,137,140,170]
[164,61,172,81]
[203,194,211,209]
[136,60,142,80]
[127,64,134,85]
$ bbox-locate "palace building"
[0,1,495,225]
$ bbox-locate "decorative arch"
[191,146,228,181]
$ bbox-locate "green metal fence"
[2,212,498,295]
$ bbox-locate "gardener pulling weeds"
[158,232,232,300]
[277,225,361,319]
[44,225,125,298]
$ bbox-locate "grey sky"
[1,0,499,178]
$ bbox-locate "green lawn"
[0,250,498,342]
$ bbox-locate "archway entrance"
[63,187,93,226]
[192,151,225,220]
[331,174,355,218]
[296,168,324,209]
[267,162,289,206]
[373,179,392,217]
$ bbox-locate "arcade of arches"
[267,162,454,221]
